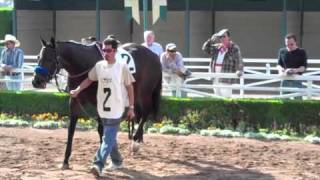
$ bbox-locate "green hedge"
[0,91,319,134]
[161,98,320,133]
[0,9,12,38]
[0,91,69,115]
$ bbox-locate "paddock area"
[0,127,319,180]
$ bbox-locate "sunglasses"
[168,50,176,53]
[102,48,114,53]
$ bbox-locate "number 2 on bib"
[103,87,111,111]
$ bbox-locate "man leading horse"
[70,37,135,177]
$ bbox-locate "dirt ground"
[0,127,319,180]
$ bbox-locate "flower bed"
[1,112,320,144]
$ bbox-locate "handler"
[70,36,135,177]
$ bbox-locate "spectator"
[142,30,163,57]
[0,34,24,91]
[161,43,190,97]
[70,36,135,177]
[81,36,97,45]
[277,33,307,99]
[202,29,243,98]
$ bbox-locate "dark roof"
[14,0,320,11]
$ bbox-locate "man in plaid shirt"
[202,29,243,97]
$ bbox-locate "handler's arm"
[125,84,135,120]
[70,78,93,98]
[123,64,135,120]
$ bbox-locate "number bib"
[115,48,136,74]
[95,61,125,119]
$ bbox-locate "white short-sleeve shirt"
[89,60,135,119]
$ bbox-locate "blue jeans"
[5,74,22,91]
[281,80,303,99]
[93,122,123,170]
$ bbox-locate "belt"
[215,64,223,66]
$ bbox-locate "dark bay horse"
[32,38,162,169]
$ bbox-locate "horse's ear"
[40,37,47,47]
[50,37,56,48]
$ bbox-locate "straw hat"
[0,34,20,47]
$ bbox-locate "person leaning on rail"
[277,33,308,99]
[0,34,24,91]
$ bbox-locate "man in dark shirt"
[277,33,307,99]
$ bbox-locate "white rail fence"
[1,56,320,99]
[165,58,320,99]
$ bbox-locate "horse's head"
[32,37,61,89]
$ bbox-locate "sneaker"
[90,164,102,177]
[106,162,123,171]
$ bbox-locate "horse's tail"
[151,73,162,122]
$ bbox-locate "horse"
[32,37,162,169]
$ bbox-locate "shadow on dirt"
[96,159,275,180]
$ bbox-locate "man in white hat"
[0,34,24,91]
[161,43,190,97]
[202,29,243,98]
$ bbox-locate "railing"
[164,58,320,99]
[1,55,320,99]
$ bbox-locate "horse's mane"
[57,40,88,46]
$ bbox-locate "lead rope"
[74,97,95,119]
[128,117,134,140]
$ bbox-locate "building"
[13,0,320,58]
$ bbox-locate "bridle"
[35,44,91,92]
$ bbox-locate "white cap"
[166,43,177,51]
[216,29,229,37]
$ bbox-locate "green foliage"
[159,125,190,135]
[1,91,320,134]
[0,119,29,127]
[0,10,12,38]
[33,121,62,129]
[147,127,159,133]
[119,120,129,132]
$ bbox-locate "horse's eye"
[37,55,40,60]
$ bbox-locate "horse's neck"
[58,42,100,76]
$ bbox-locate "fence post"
[307,80,312,99]
[176,84,181,97]
[266,63,271,75]
[22,69,24,90]
[240,76,244,98]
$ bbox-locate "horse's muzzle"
[32,78,46,89]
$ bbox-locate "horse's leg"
[129,107,141,153]
[62,113,78,169]
[132,106,142,142]
[62,99,80,169]
[133,95,152,143]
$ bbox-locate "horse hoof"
[131,141,140,153]
[61,164,70,170]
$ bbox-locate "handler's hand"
[3,65,12,73]
[70,87,80,98]
[127,108,135,121]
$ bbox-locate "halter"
[34,44,91,92]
